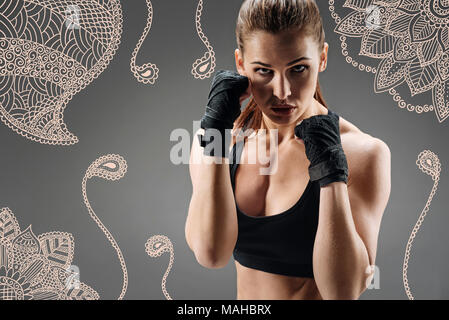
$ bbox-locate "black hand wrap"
[294,109,348,187]
[197,70,249,158]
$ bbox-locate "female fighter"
[186,0,391,300]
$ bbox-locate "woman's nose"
[272,75,291,100]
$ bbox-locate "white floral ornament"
[0,207,99,300]
[329,0,449,122]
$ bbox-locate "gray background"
[0,0,448,300]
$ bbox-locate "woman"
[186,0,391,300]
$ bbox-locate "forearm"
[312,182,370,300]
[186,69,248,267]
[186,157,238,268]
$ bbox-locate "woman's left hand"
[294,110,349,187]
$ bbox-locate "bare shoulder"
[338,115,391,187]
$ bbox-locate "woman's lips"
[272,104,296,115]
[273,104,296,108]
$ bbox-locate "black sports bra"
[229,137,320,278]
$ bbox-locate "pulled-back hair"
[233,0,327,140]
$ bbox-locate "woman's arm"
[185,128,238,269]
[313,137,391,299]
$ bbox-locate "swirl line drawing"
[145,234,174,300]
[0,0,123,144]
[82,153,128,299]
[191,0,216,79]
[130,0,159,84]
[402,150,441,300]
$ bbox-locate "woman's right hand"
[200,70,250,131]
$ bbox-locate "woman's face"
[236,29,328,124]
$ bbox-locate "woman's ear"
[235,48,247,77]
[319,42,329,72]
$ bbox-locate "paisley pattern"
[145,234,174,300]
[328,0,449,122]
[403,150,441,299]
[0,0,123,144]
[191,0,216,79]
[129,0,159,85]
[83,154,128,299]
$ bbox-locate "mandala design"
[0,207,99,300]
[328,0,449,122]
[191,0,216,79]
[0,0,123,145]
[402,150,441,299]
[145,234,174,300]
[130,0,159,84]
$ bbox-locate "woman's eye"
[255,68,271,75]
[293,65,307,73]
[254,65,308,75]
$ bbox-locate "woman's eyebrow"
[251,57,311,67]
